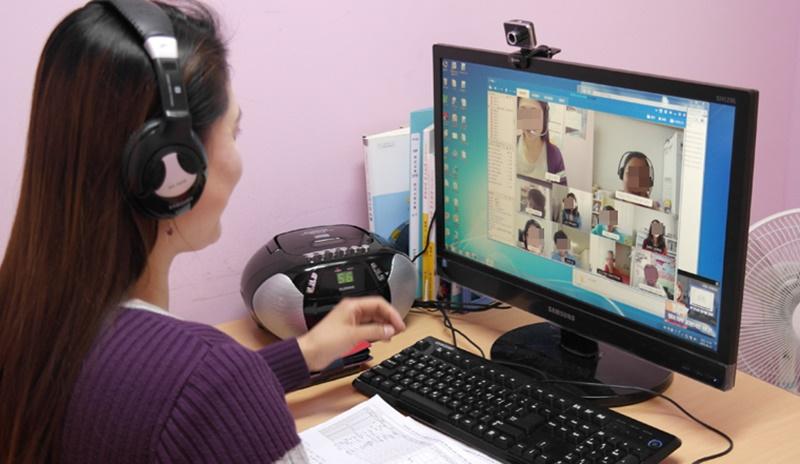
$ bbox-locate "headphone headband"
[91,0,208,219]
[617,150,654,185]
[93,0,190,122]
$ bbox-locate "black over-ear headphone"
[95,0,207,218]
[616,151,654,186]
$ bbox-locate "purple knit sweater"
[61,306,311,463]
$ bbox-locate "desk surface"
[217,308,800,463]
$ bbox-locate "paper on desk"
[299,395,500,464]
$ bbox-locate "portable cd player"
[240,224,416,339]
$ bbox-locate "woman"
[522,218,544,254]
[516,97,567,185]
[643,219,667,254]
[525,187,546,217]
[0,1,405,462]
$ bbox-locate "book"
[363,127,411,251]
[421,124,437,300]
[408,108,433,297]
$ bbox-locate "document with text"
[299,395,499,463]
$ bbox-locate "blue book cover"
[363,127,411,252]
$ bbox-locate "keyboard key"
[490,420,525,441]
[381,359,398,369]
[494,433,512,449]
[507,412,545,433]
[616,456,640,464]
[379,380,394,391]
[399,390,452,418]
[523,447,541,461]
[460,417,477,431]
[511,444,527,456]
[414,340,430,351]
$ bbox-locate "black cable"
[411,212,436,263]
[413,298,511,313]
[494,359,734,464]
[430,301,486,358]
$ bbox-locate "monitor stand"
[490,322,673,407]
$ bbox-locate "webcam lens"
[507,31,518,45]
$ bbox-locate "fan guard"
[739,209,800,394]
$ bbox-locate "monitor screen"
[434,45,757,390]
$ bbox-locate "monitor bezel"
[433,44,758,390]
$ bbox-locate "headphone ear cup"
[122,118,208,218]
[177,151,202,174]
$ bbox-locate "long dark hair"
[522,219,542,249]
[645,219,666,250]
[0,2,229,461]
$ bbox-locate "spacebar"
[399,391,453,418]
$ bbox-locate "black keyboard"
[353,337,680,464]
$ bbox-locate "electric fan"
[739,209,800,394]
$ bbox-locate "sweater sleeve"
[155,343,303,463]
[258,338,311,393]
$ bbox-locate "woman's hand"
[297,297,406,372]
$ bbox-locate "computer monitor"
[434,44,758,406]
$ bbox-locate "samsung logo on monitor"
[548,306,575,322]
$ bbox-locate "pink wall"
[2,0,799,324]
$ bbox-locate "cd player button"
[304,252,315,262]
[361,245,370,254]
[370,262,386,281]
[306,272,318,294]
[324,250,334,260]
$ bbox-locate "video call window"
[671,272,721,339]
[487,80,688,311]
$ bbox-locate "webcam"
[504,19,561,69]
[504,20,537,50]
